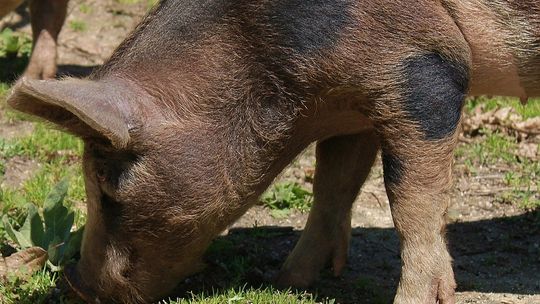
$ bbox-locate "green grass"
[114,0,159,9]
[0,269,59,304]
[0,120,84,211]
[79,4,93,14]
[165,287,331,304]
[0,82,9,96]
[0,123,82,160]
[459,98,539,209]
[465,96,540,119]
[68,20,87,32]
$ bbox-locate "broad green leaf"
[61,211,75,243]
[2,215,33,248]
[43,179,70,248]
[61,226,85,264]
[44,210,74,266]
[19,204,45,248]
[44,178,69,214]
[43,204,68,248]
[54,211,75,264]
[2,215,18,244]
[47,235,63,266]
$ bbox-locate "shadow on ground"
[57,64,99,78]
[0,62,98,84]
[0,55,28,83]
[168,209,539,303]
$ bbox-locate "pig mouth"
[64,263,100,303]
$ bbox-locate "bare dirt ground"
[1,1,539,303]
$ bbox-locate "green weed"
[166,287,327,304]
[1,179,84,269]
[69,20,87,32]
[261,182,313,217]
[79,3,93,14]
[0,29,32,82]
[0,28,32,58]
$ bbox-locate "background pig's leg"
[379,54,469,304]
[277,131,379,288]
[24,0,68,79]
[0,0,24,19]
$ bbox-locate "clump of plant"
[0,28,32,81]
[0,28,31,58]
[2,179,84,271]
[261,182,313,218]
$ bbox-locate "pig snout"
[65,264,101,304]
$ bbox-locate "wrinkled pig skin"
[7,0,540,303]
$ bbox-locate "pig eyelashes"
[96,167,107,183]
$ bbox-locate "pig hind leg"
[24,0,69,79]
[277,131,379,288]
[378,53,469,304]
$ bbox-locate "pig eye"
[96,167,107,182]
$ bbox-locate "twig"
[367,191,386,210]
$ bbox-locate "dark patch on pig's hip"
[401,53,469,140]
[268,0,352,54]
[382,152,404,186]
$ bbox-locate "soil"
[0,156,40,189]
[1,1,539,303]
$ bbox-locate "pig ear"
[7,78,131,149]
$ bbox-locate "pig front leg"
[277,131,379,287]
[379,53,469,304]
[24,0,69,79]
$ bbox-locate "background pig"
[0,0,68,79]
[6,0,540,303]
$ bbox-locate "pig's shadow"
[171,210,540,303]
[0,61,98,84]
[57,64,99,78]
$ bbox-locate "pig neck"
[207,91,371,233]
[207,100,304,228]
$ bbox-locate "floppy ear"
[7,78,131,149]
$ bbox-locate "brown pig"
[7,0,540,303]
[1,0,69,79]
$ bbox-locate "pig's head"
[7,77,240,303]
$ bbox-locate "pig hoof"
[23,63,57,80]
[433,277,456,304]
[395,275,456,304]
